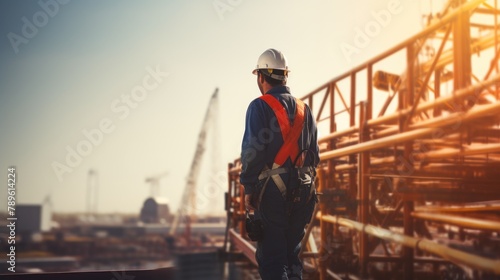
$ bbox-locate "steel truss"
[226,1,500,279]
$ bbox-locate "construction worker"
[240,48,320,280]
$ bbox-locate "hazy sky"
[0,0,426,215]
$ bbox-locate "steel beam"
[318,213,500,275]
[411,211,500,231]
[320,100,500,161]
[229,229,257,267]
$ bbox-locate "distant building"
[17,204,52,234]
[140,197,171,224]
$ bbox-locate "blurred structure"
[41,195,53,232]
[0,93,223,280]
[86,169,99,221]
[146,171,169,197]
[140,197,172,224]
[226,1,500,279]
[17,205,43,236]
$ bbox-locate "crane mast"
[169,88,219,236]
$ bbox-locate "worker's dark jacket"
[240,86,320,194]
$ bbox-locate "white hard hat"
[252,48,289,81]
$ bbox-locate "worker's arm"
[240,99,268,195]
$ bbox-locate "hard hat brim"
[252,68,290,75]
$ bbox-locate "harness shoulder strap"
[259,94,306,198]
[259,94,306,166]
[260,94,290,140]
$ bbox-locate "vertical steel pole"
[309,95,313,112]
[223,162,233,252]
[239,181,246,238]
[330,83,336,134]
[349,73,357,200]
[319,167,328,280]
[320,83,337,280]
[403,43,415,280]
[359,65,373,276]
[350,73,357,127]
[328,83,336,191]
[367,64,373,120]
[358,101,370,277]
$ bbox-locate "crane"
[169,88,219,239]
[145,171,169,197]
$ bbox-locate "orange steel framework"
[225,0,500,279]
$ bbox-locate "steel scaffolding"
[226,0,500,279]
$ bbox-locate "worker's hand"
[245,194,256,212]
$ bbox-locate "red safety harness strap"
[259,94,305,166]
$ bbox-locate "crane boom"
[170,88,219,235]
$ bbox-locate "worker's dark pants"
[255,182,316,280]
